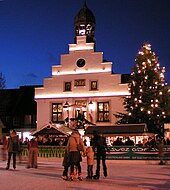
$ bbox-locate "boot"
[93,175,99,179]
[103,169,107,177]
[78,173,83,181]
[70,174,74,181]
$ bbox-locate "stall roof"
[31,123,73,136]
[85,123,154,136]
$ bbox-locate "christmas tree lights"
[115,42,170,136]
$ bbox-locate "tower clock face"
[76,59,86,67]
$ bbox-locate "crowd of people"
[62,129,109,181]
[112,136,170,147]
[0,130,169,180]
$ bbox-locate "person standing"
[91,131,110,179]
[86,146,94,179]
[27,138,38,168]
[62,147,70,180]
[157,138,165,165]
[6,130,20,170]
[66,129,85,181]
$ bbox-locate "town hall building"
[34,3,129,132]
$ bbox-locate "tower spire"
[74,2,96,45]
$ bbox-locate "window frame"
[90,80,98,91]
[97,101,110,122]
[64,81,72,92]
[52,103,63,123]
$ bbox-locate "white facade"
[35,36,129,130]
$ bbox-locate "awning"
[31,123,73,136]
[85,123,154,137]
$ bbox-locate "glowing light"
[147,59,151,64]
[35,91,130,99]
[160,73,164,78]
[144,44,151,50]
[52,68,111,76]
[147,110,151,114]
[162,67,166,73]
[138,51,144,55]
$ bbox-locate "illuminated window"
[52,103,63,123]
[64,82,71,91]
[74,79,86,87]
[97,102,110,122]
[90,80,98,90]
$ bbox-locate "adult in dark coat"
[6,130,20,170]
[91,131,110,179]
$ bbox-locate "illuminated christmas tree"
[115,42,170,136]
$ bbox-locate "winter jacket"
[87,148,94,165]
[7,135,20,153]
[67,131,85,153]
[28,139,38,150]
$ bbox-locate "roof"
[31,123,73,136]
[74,2,96,25]
[85,123,152,136]
[0,86,36,115]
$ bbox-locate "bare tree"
[0,72,6,89]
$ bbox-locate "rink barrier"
[1,145,170,160]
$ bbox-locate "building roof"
[31,123,73,137]
[0,86,36,115]
[74,2,96,25]
[85,123,153,136]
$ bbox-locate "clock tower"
[74,2,96,45]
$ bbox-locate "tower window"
[64,82,71,91]
[90,80,98,90]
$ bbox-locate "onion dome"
[74,2,96,44]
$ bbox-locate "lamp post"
[63,101,70,127]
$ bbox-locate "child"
[86,146,94,179]
[62,147,70,180]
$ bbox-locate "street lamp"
[63,101,70,127]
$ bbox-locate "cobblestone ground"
[0,158,170,190]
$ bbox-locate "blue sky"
[0,0,170,89]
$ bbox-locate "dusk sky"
[0,0,170,89]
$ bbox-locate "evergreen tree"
[115,42,170,136]
[0,72,6,89]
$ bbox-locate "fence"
[1,145,170,160]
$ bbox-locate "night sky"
[0,0,170,89]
